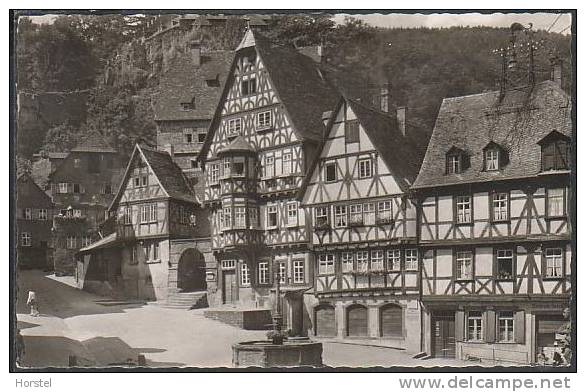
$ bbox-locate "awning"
[78,233,119,254]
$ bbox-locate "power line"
[557,25,571,35]
[547,14,562,33]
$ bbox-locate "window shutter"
[484,310,496,343]
[514,310,525,344]
[455,310,465,342]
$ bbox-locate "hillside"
[15,14,572,162]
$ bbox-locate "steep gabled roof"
[109,144,197,211]
[153,50,233,122]
[412,81,572,189]
[199,29,368,162]
[17,173,54,208]
[71,133,117,153]
[298,97,427,199]
[347,99,426,189]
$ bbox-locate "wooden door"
[380,305,403,337]
[347,305,368,337]
[432,313,456,358]
[315,305,336,337]
[222,270,237,304]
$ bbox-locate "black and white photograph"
[8,5,577,381]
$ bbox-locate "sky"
[28,12,572,35]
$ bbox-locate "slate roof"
[139,146,197,203]
[109,145,197,211]
[71,133,117,153]
[412,81,572,189]
[200,30,377,162]
[153,50,233,122]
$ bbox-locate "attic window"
[446,147,468,174]
[242,77,257,96]
[181,102,195,111]
[345,120,359,144]
[447,154,461,174]
[205,73,220,87]
[540,133,570,171]
[483,142,508,171]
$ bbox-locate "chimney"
[164,143,174,158]
[396,107,407,136]
[380,83,390,113]
[550,57,563,88]
[188,40,202,67]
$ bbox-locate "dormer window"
[485,149,499,171]
[483,142,508,171]
[181,101,195,111]
[538,131,570,171]
[446,146,468,174]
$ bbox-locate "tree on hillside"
[42,121,83,152]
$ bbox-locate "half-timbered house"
[411,79,572,364]
[299,97,426,351]
[198,29,365,334]
[48,134,124,275]
[78,144,209,303]
[16,173,55,269]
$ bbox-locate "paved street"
[16,270,463,368]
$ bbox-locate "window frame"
[467,311,483,342]
[256,110,272,130]
[240,263,251,286]
[324,161,337,183]
[455,250,474,281]
[210,163,220,185]
[286,201,298,227]
[38,209,48,220]
[24,208,32,220]
[258,262,270,285]
[387,249,401,271]
[333,205,348,228]
[318,254,335,276]
[349,204,363,226]
[446,154,461,174]
[293,260,305,284]
[484,148,500,171]
[543,247,565,279]
[345,119,360,144]
[497,311,515,343]
[455,195,473,225]
[546,188,566,218]
[227,118,242,137]
[263,155,275,179]
[404,249,419,271]
[363,203,375,226]
[282,152,293,176]
[376,200,392,225]
[234,206,246,229]
[358,157,373,179]
[356,251,369,272]
[21,232,31,247]
[491,191,510,222]
[266,204,278,229]
[341,252,354,273]
[370,250,384,271]
[315,206,329,228]
[495,248,515,281]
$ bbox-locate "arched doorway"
[177,248,206,292]
[347,304,368,337]
[315,304,336,337]
[380,304,403,338]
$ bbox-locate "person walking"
[26,291,39,316]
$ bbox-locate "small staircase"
[161,290,208,309]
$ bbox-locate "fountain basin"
[232,339,323,368]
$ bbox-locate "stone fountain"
[232,258,323,368]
